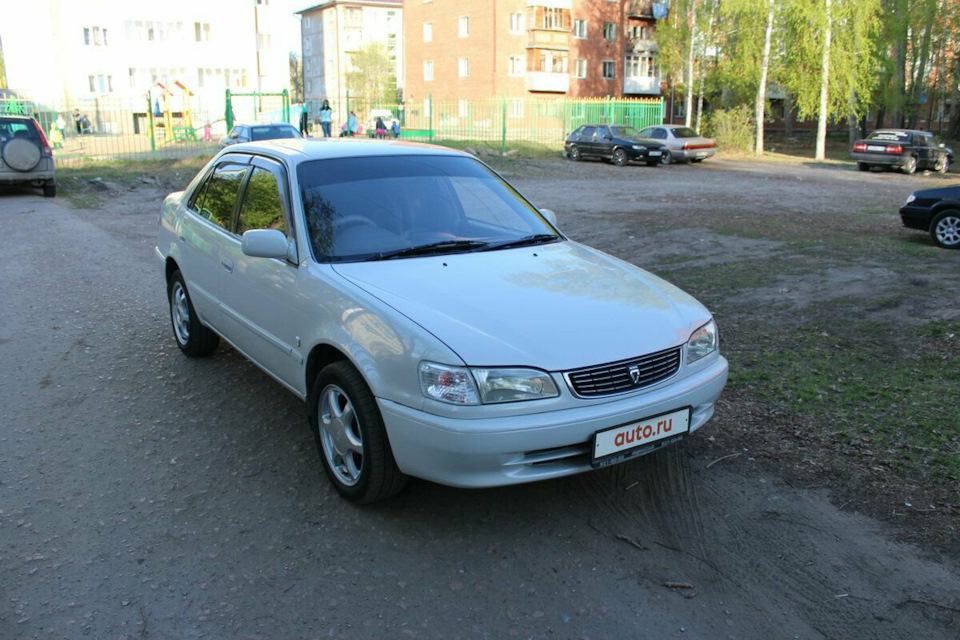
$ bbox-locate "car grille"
[565,347,682,397]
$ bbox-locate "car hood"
[911,184,960,200]
[332,242,711,371]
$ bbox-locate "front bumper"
[899,205,933,231]
[380,355,728,488]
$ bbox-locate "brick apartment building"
[402,0,663,106]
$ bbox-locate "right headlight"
[419,362,559,405]
[686,320,718,365]
[904,193,917,205]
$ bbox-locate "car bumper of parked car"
[850,152,904,167]
[899,205,933,231]
[675,148,715,162]
[379,355,728,488]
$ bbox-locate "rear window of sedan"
[671,127,700,138]
[250,125,300,141]
[867,131,910,142]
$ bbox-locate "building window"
[542,8,564,30]
[424,60,434,81]
[459,99,469,118]
[625,53,656,77]
[628,25,649,40]
[423,22,432,42]
[674,100,686,119]
[509,13,523,34]
[458,57,469,77]
[604,22,616,40]
[459,16,469,38]
[83,26,108,46]
[537,51,568,74]
[88,74,113,93]
[573,20,586,39]
[194,22,210,42]
[574,59,587,78]
[344,7,363,28]
[602,60,615,79]
[508,55,524,77]
[509,99,524,119]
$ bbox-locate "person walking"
[318,100,332,138]
[73,109,82,135]
[56,114,67,140]
[299,102,309,136]
[347,110,358,137]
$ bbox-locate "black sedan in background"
[899,185,960,249]
[565,124,665,166]
[220,123,302,149]
[851,129,951,174]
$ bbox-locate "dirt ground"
[2,151,958,639]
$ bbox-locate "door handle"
[220,258,234,273]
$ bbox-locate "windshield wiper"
[371,239,491,260]
[480,234,559,252]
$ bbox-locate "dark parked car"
[0,115,56,197]
[899,185,960,249]
[851,129,951,174]
[220,123,302,149]
[564,124,665,166]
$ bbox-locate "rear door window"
[191,162,249,230]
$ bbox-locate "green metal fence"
[2,94,664,166]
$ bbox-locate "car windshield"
[611,126,640,138]
[671,127,700,138]
[251,125,299,140]
[298,155,561,262]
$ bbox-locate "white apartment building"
[298,0,403,113]
[0,0,294,122]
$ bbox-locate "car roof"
[218,139,472,163]
[872,129,930,136]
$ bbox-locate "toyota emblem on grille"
[629,365,641,384]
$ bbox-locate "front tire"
[901,155,917,174]
[935,156,949,174]
[930,209,960,249]
[612,148,628,166]
[309,361,407,504]
[168,271,219,356]
[660,150,674,165]
[568,145,581,161]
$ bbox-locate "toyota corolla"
[155,140,728,503]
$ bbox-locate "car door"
[578,126,598,158]
[596,125,614,159]
[177,157,251,332]
[912,134,938,169]
[216,156,303,390]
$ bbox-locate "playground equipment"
[225,89,290,131]
[148,81,199,144]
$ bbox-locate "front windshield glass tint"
[611,126,640,138]
[298,155,559,262]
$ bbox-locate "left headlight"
[686,320,718,365]
[419,362,559,405]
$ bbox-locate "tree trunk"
[685,0,698,129]
[908,14,935,129]
[949,54,960,138]
[785,93,794,137]
[815,0,832,161]
[695,10,715,133]
[755,0,775,156]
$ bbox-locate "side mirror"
[539,208,558,228]
[242,229,296,262]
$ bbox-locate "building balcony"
[527,71,570,93]
[624,75,660,95]
[630,38,658,52]
[527,29,569,50]
[627,0,654,17]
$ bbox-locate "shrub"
[704,105,754,153]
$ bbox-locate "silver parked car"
[636,125,716,165]
[156,140,728,503]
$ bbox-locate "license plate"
[867,145,885,151]
[592,407,690,468]
[648,151,662,156]
[695,152,707,158]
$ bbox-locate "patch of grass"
[57,157,209,207]
[729,323,960,484]
[431,139,564,161]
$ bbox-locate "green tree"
[344,42,395,107]
[0,36,7,90]
[289,53,303,104]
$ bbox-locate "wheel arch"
[306,343,352,399]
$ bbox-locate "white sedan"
[155,140,728,503]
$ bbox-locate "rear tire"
[901,155,917,174]
[168,271,219,357]
[309,361,408,503]
[43,182,56,198]
[930,209,960,249]
[858,163,870,172]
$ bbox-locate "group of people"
[46,111,92,149]
[299,100,400,139]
